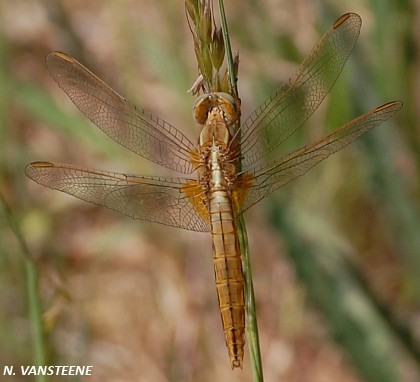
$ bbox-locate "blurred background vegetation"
[1,0,419,381]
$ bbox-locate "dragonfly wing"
[46,51,198,174]
[240,13,362,168]
[238,101,402,213]
[25,162,210,232]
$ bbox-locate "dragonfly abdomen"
[209,189,245,368]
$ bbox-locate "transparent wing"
[240,13,362,168]
[25,162,210,232]
[238,101,402,213]
[46,51,198,174]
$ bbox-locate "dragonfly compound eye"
[193,92,238,125]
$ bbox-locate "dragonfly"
[26,13,402,368]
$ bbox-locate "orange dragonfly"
[26,13,402,368]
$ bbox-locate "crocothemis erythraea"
[26,13,402,368]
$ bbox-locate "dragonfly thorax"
[199,107,231,148]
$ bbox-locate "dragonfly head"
[193,92,238,126]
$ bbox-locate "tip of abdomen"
[231,356,243,369]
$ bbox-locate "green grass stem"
[218,1,264,380]
[0,191,47,382]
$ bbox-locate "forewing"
[238,101,402,213]
[240,13,362,167]
[46,52,198,174]
[25,162,210,232]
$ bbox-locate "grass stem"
[0,191,47,382]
